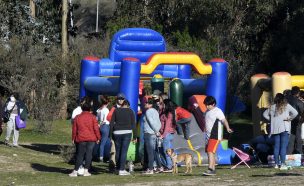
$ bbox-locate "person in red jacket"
[174,102,192,140]
[69,99,101,177]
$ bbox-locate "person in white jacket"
[5,94,20,147]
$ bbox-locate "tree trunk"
[59,0,68,119]
[62,0,68,58]
[30,0,35,18]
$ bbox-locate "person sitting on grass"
[203,96,233,176]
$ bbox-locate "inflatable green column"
[151,74,164,94]
[169,78,184,106]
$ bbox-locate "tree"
[30,0,35,18]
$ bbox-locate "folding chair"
[231,147,251,169]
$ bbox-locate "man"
[287,86,304,154]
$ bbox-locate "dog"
[166,148,193,174]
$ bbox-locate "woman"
[142,98,162,174]
[263,93,298,170]
[110,99,137,176]
[159,99,176,172]
[96,96,110,162]
[69,99,101,177]
[4,93,26,147]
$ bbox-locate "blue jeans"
[99,124,110,158]
[273,131,289,165]
[144,133,161,170]
[113,133,132,171]
[176,118,191,140]
[162,133,174,169]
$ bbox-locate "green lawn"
[0,119,303,186]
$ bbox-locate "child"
[174,103,192,140]
[203,96,233,176]
[96,96,110,162]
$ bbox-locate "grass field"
[1,119,304,186]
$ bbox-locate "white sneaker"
[274,165,279,169]
[69,170,78,177]
[99,157,103,162]
[155,167,164,173]
[280,165,288,170]
[83,169,91,176]
[118,170,130,176]
[142,169,154,175]
[77,166,84,176]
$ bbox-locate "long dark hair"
[274,93,287,115]
[163,99,176,126]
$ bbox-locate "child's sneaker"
[142,169,154,175]
[118,170,130,176]
[83,169,91,176]
[203,168,216,176]
[69,170,78,177]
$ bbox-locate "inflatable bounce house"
[251,72,304,166]
[251,72,304,137]
[79,28,234,165]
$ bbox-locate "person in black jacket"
[110,99,137,176]
[286,86,304,154]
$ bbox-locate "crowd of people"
[261,86,304,170]
[2,87,304,177]
[69,90,233,177]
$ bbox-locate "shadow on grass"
[31,163,71,174]
[179,173,202,176]
[90,164,110,174]
[251,172,303,177]
[21,143,66,155]
[31,163,109,174]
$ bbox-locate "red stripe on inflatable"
[84,56,100,62]
[123,57,140,62]
[273,72,290,76]
[208,58,226,63]
[253,74,269,78]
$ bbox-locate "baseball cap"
[117,93,126,99]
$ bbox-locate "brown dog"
[166,148,193,174]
